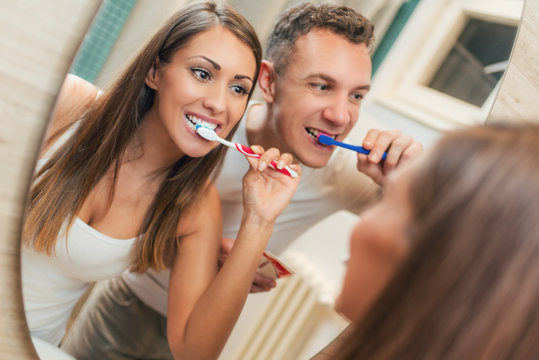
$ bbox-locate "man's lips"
[305,127,336,146]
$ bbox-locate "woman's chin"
[182,144,216,158]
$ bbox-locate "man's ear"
[145,58,160,90]
[258,60,277,103]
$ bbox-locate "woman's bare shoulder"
[41,74,99,155]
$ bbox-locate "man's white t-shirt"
[123,102,380,316]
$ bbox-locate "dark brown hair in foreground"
[337,122,539,359]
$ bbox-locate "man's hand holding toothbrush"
[354,129,423,186]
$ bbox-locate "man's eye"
[351,93,364,101]
[316,84,330,91]
[192,68,211,80]
[310,83,330,92]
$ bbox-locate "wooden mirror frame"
[488,0,539,121]
[0,1,102,357]
[0,0,536,358]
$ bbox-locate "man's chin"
[297,152,332,169]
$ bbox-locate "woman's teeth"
[185,114,217,131]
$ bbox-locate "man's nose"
[322,95,350,126]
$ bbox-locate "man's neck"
[245,102,299,164]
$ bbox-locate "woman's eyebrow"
[235,74,253,83]
[190,55,253,83]
[189,55,221,70]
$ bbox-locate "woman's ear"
[145,58,160,90]
[258,60,276,103]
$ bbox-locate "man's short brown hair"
[266,3,375,75]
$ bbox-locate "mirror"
[2,0,535,359]
[355,0,525,146]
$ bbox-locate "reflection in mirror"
[360,0,523,136]
[17,1,526,360]
[21,3,263,360]
[427,18,518,107]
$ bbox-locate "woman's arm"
[167,150,300,360]
[41,73,99,156]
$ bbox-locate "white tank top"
[22,217,136,345]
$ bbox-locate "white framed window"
[371,0,523,131]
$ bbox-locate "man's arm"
[41,74,99,156]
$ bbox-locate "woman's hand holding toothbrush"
[241,145,301,228]
[222,145,299,298]
[194,124,300,229]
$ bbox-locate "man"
[62,3,422,359]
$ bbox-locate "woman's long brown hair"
[23,1,262,272]
[336,122,539,359]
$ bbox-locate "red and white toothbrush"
[195,125,298,178]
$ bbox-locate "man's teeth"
[306,128,334,143]
[306,127,321,140]
[185,115,217,131]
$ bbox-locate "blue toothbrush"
[317,134,387,160]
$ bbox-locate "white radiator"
[227,252,348,360]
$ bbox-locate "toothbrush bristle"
[195,124,218,141]
[317,134,332,145]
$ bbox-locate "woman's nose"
[203,85,226,114]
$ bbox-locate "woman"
[22,2,300,359]
[335,122,539,359]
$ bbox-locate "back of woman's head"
[337,122,539,359]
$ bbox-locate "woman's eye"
[231,84,249,95]
[191,68,211,81]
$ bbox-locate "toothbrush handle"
[335,142,369,155]
[234,144,298,178]
[336,142,387,160]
